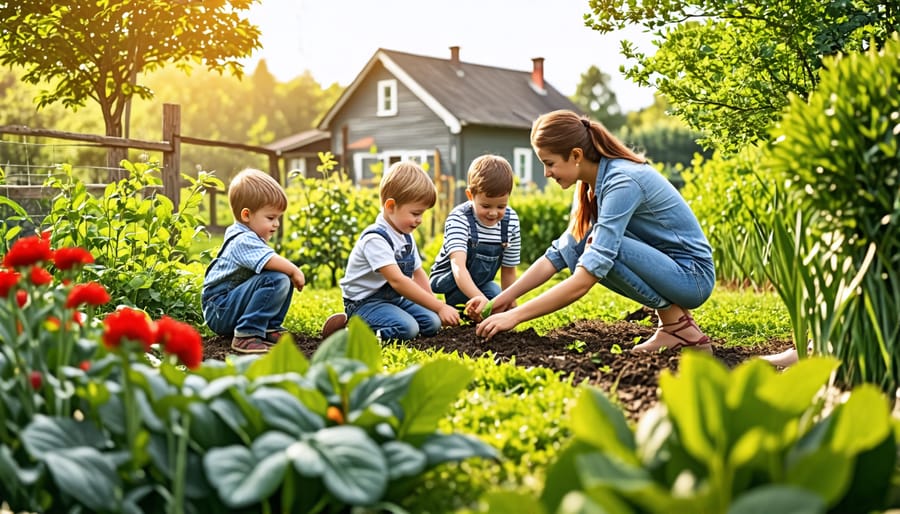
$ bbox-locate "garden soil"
[202,309,792,421]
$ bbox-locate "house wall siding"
[459,126,546,191]
[328,64,458,184]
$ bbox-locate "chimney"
[531,57,545,90]
[450,46,460,64]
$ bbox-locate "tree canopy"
[585,0,899,152]
[0,0,262,140]
[571,65,626,131]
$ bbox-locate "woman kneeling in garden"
[476,109,715,353]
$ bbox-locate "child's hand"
[490,296,515,314]
[291,270,305,291]
[464,295,489,322]
[437,304,460,327]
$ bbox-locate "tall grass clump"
[761,35,900,394]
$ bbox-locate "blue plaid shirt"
[202,223,275,294]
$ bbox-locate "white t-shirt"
[340,214,423,301]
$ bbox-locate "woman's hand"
[475,311,519,340]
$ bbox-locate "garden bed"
[202,313,792,420]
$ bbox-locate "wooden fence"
[0,103,280,233]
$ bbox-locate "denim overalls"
[342,226,440,340]
[431,204,510,307]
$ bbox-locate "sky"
[240,0,658,113]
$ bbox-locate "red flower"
[102,307,155,351]
[3,236,53,269]
[66,282,110,308]
[29,266,53,286]
[29,371,42,390]
[16,290,28,308]
[0,269,19,297]
[79,361,91,372]
[155,316,203,370]
[53,247,94,271]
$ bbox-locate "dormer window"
[376,79,398,116]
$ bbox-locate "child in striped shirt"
[429,154,521,320]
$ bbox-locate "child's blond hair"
[228,168,288,220]
[466,154,514,197]
[380,161,436,207]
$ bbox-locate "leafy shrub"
[512,185,572,265]
[282,153,380,288]
[762,34,900,392]
[42,160,218,325]
[681,147,775,289]
[484,352,900,513]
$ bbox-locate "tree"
[0,0,262,170]
[584,0,899,152]
[571,65,626,131]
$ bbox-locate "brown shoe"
[265,330,285,344]
[321,313,348,339]
[632,314,712,353]
[231,336,270,354]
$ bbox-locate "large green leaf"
[829,384,891,454]
[570,386,637,465]
[785,448,852,504]
[311,315,381,370]
[349,365,418,419]
[288,425,388,505]
[758,357,839,415]
[658,352,728,462]
[22,415,107,457]
[44,447,121,512]
[382,440,426,479]
[204,431,293,508]
[397,359,473,439]
[249,387,324,436]
[246,334,309,379]
[727,485,825,514]
[420,433,498,466]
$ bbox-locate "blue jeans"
[551,233,714,310]
[202,270,293,337]
[346,290,441,341]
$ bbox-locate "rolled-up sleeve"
[578,174,642,279]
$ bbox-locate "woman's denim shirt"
[545,157,713,279]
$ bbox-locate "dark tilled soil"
[203,311,792,421]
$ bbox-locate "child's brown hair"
[380,161,437,207]
[466,154,514,197]
[228,168,288,220]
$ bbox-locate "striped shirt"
[439,201,521,267]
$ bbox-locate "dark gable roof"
[318,48,582,132]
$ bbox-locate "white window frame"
[513,147,533,184]
[376,79,398,117]
[353,149,429,184]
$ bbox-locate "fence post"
[162,103,181,209]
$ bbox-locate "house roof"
[318,47,582,134]
[265,129,330,154]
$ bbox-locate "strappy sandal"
[632,314,712,354]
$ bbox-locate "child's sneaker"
[231,336,270,354]
[321,313,348,339]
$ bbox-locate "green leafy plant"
[283,152,380,287]
[761,34,900,393]
[0,237,498,513]
[565,339,586,354]
[42,160,219,325]
[484,351,900,513]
